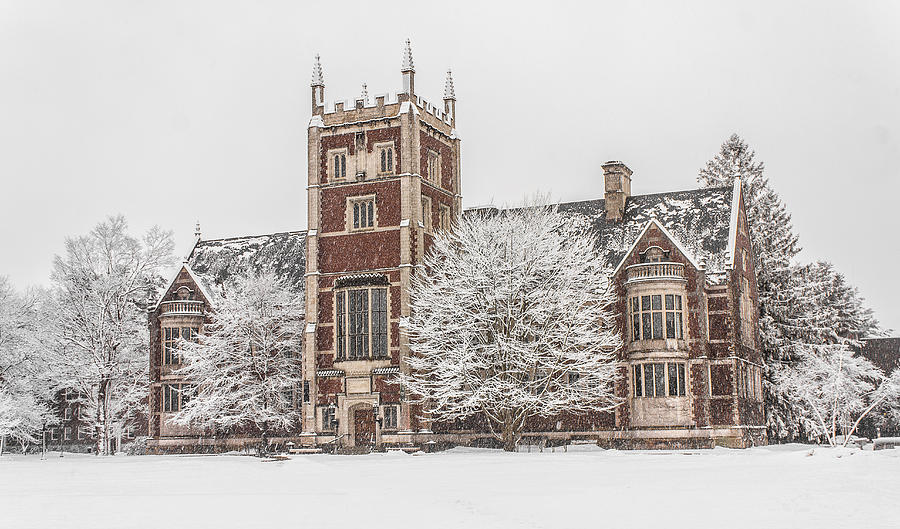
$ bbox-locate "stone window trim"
[376,142,395,175]
[347,195,377,232]
[630,293,684,342]
[640,245,669,263]
[328,148,350,181]
[632,361,687,398]
[334,286,390,361]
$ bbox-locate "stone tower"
[302,41,461,448]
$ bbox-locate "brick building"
[147,41,765,453]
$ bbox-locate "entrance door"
[354,408,375,446]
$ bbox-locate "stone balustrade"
[625,262,685,284]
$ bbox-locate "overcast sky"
[1,1,898,334]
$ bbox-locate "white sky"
[0,1,898,334]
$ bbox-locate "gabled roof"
[558,185,736,280]
[186,231,307,303]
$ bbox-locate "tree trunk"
[259,424,269,457]
[501,414,519,452]
[0,435,5,456]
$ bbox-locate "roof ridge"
[197,230,307,244]
[556,185,732,207]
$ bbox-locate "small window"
[426,150,440,184]
[332,152,347,180]
[50,428,60,441]
[322,407,336,430]
[64,407,72,420]
[64,427,73,441]
[382,405,398,429]
[379,146,394,174]
[421,195,432,233]
[439,204,452,232]
[350,197,376,230]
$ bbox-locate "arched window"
[380,150,387,172]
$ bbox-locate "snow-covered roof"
[557,186,735,278]
[466,186,736,282]
[186,230,307,303]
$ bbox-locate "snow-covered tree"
[698,134,804,440]
[0,278,55,454]
[775,343,900,446]
[170,272,304,455]
[47,216,173,455]
[402,203,622,452]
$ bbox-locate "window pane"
[336,291,346,360]
[631,297,639,313]
[642,313,652,340]
[654,363,665,397]
[367,201,374,227]
[675,295,682,310]
[668,363,678,396]
[387,149,392,170]
[676,313,683,339]
[678,363,686,396]
[665,294,674,310]
[651,295,662,310]
[634,365,643,397]
[353,202,359,229]
[652,312,663,339]
[372,288,388,358]
[334,155,339,178]
[666,311,675,339]
[340,155,346,177]
[643,364,655,397]
[381,150,386,171]
[641,295,650,311]
[632,314,640,341]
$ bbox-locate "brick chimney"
[602,161,632,222]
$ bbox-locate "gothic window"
[633,362,686,398]
[332,151,347,180]
[631,294,683,341]
[349,196,376,230]
[335,287,389,360]
[379,146,394,174]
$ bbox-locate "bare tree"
[403,203,622,451]
[47,215,173,455]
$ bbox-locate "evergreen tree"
[699,134,803,439]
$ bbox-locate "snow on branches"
[402,203,622,451]
[775,343,900,447]
[170,272,303,455]
[47,215,174,455]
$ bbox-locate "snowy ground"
[1,444,898,529]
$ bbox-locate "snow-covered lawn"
[1,444,898,528]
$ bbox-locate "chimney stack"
[602,161,632,222]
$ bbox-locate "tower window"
[439,204,452,232]
[426,150,440,184]
[335,287,389,361]
[379,146,394,174]
[330,150,348,180]
[349,196,376,231]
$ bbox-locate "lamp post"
[372,404,382,447]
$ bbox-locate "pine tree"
[699,134,804,439]
[403,203,622,452]
[170,272,304,456]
